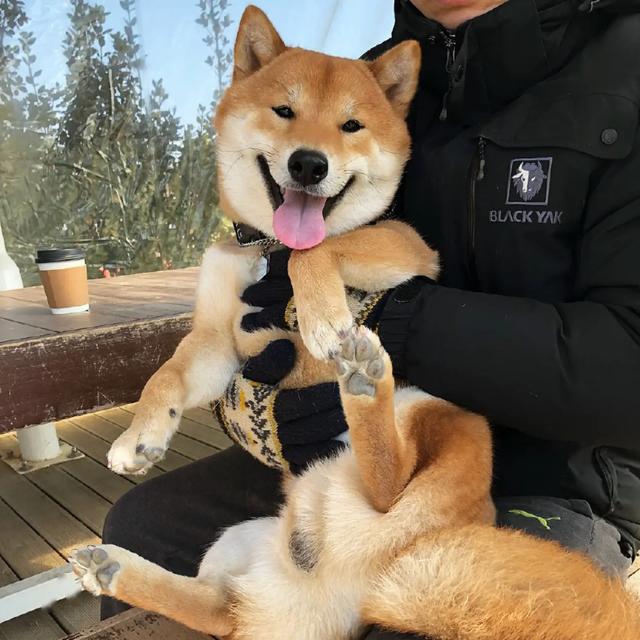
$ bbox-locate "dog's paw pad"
[339,333,356,361]
[91,547,108,564]
[355,334,377,362]
[108,428,169,475]
[334,327,386,397]
[135,443,166,463]
[96,562,121,589]
[108,437,150,475]
[366,353,385,379]
[346,371,376,397]
[72,547,93,568]
[70,545,122,596]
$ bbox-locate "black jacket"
[375,0,640,550]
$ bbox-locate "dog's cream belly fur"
[198,391,436,640]
[197,453,375,640]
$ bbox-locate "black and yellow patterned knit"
[214,286,388,471]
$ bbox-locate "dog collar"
[234,222,282,253]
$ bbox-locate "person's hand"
[240,249,295,333]
[213,339,348,474]
[241,247,390,335]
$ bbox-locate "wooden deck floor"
[0,404,231,640]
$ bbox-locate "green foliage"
[0,0,233,285]
[198,0,234,111]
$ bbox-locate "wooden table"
[0,269,198,433]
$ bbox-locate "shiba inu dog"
[70,6,640,639]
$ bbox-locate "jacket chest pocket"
[467,89,640,299]
[470,143,597,300]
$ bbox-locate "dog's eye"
[272,105,295,119]
[341,119,364,133]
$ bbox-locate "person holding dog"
[102,0,640,637]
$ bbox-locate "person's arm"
[379,133,640,450]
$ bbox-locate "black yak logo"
[511,161,547,202]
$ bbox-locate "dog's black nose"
[288,149,328,186]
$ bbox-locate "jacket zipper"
[467,136,486,279]
[439,29,457,121]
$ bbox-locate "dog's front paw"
[298,311,354,361]
[70,545,125,596]
[333,326,387,397]
[107,427,168,476]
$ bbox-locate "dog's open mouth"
[257,154,354,250]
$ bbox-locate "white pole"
[16,423,61,462]
[0,565,82,623]
[0,221,23,291]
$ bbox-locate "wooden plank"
[70,414,192,473]
[0,500,63,577]
[86,286,194,304]
[124,406,231,450]
[27,467,112,536]
[0,317,53,342]
[0,294,191,322]
[0,558,14,589]
[97,408,217,461]
[0,268,198,305]
[0,299,140,334]
[61,457,134,504]
[55,421,163,484]
[187,406,218,425]
[67,609,207,639]
[0,463,99,559]
[75,298,191,320]
[0,432,114,533]
[174,415,230,451]
[50,591,100,635]
[0,610,65,640]
[181,408,232,450]
[0,315,192,433]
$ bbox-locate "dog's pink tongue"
[273,189,327,250]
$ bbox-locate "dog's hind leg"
[333,326,415,513]
[334,326,494,523]
[108,242,264,475]
[70,544,234,637]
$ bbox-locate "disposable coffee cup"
[36,248,90,314]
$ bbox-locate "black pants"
[101,446,632,638]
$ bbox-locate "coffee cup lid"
[36,247,85,264]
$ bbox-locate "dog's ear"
[233,6,286,83]
[368,40,421,119]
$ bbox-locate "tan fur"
[289,221,439,360]
[365,526,640,640]
[214,7,420,242]
[83,6,640,640]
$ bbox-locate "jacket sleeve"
[379,133,640,450]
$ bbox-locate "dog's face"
[214,6,421,250]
